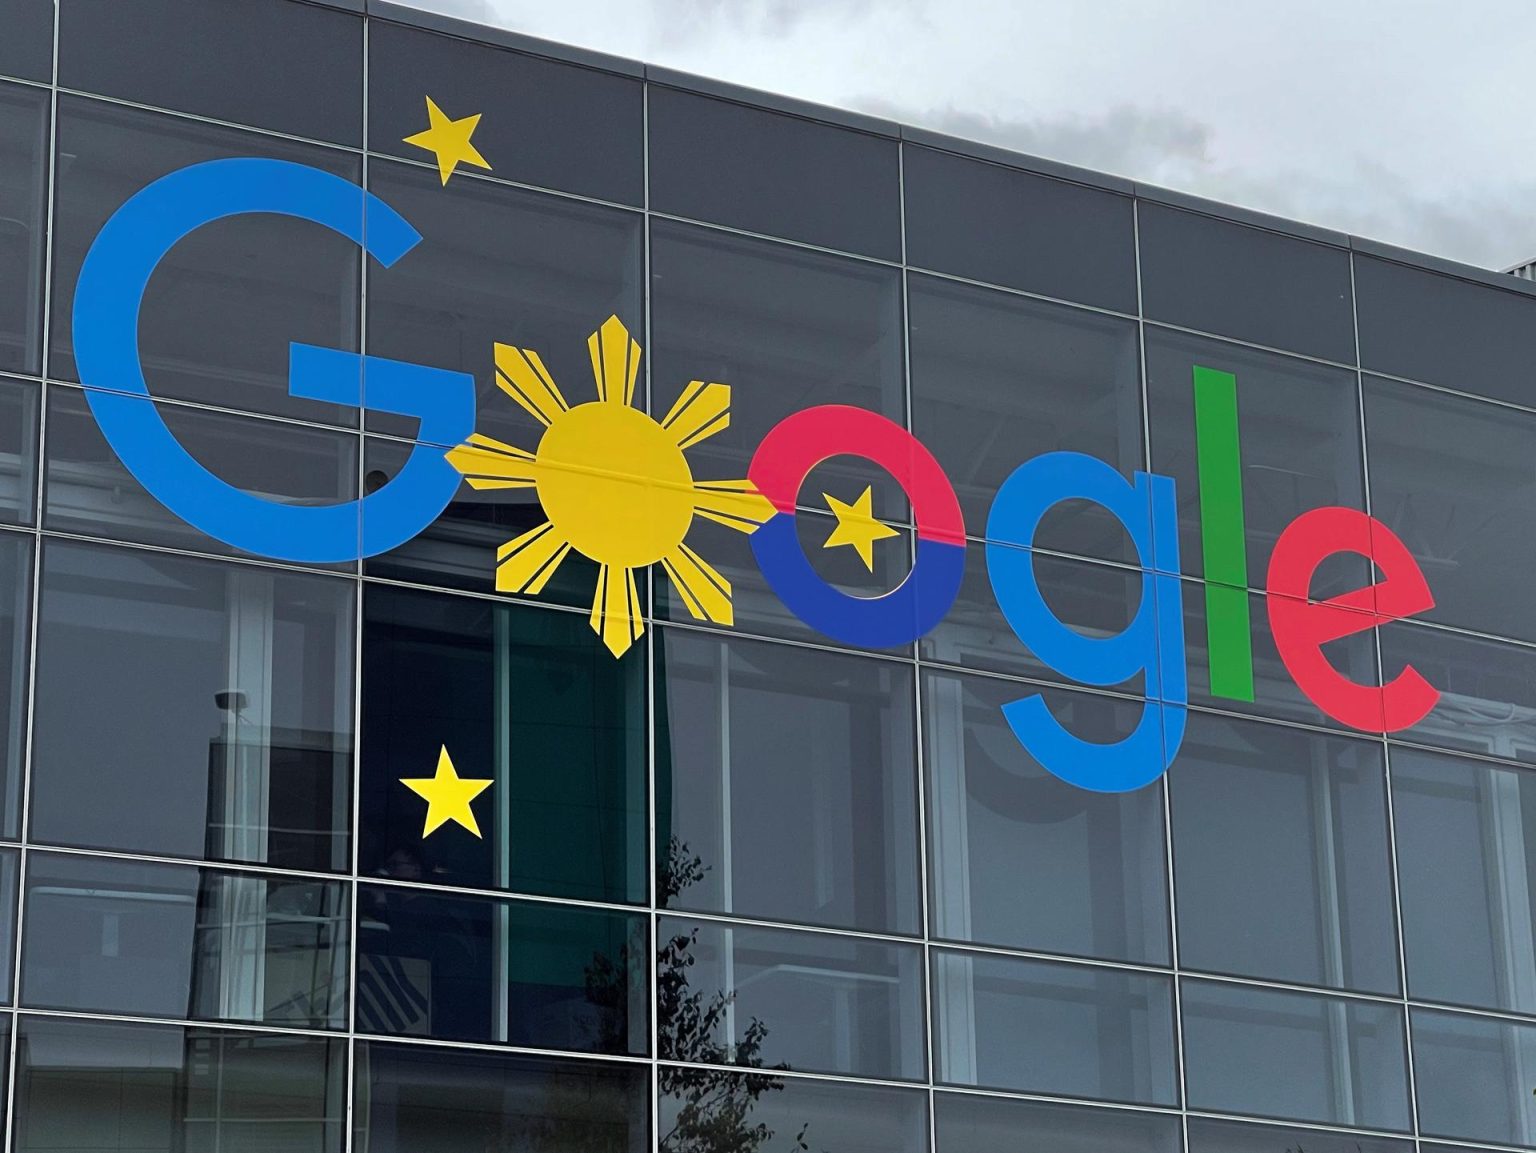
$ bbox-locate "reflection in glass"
[13,1016,344,1153]
[0,0,51,83]
[1186,1116,1413,1153]
[934,1090,1180,1153]
[1413,1007,1536,1146]
[931,949,1178,1106]
[31,541,354,871]
[0,82,47,375]
[0,533,29,841]
[0,377,37,524]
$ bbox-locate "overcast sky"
[403,0,1536,270]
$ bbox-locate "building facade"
[1,0,1536,1149]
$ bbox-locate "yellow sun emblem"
[446,316,775,657]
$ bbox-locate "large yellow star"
[403,96,492,185]
[822,486,899,572]
[400,747,493,838]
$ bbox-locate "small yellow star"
[400,746,493,838]
[403,96,492,185]
[822,486,899,572]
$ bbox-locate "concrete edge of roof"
[361,0,1536,304]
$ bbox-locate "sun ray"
[591,563,644,657]
[662,541,734,625]
[660,380,731,449]
[589,314,640,407]
[494,521,574,595]
[692,478,776,533]
[446,432,539,490]
[493,342,569,426]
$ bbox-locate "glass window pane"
[31,540,354,871]
[0,533,30,840]
[1139,202,1355,362]
[360,586,645,904]
[0,0,52,83]
[657,629,920,935]
[1412,1007,1536,1145]
[59,0,362,145]
[923,669,1170,965]
[934,1091,1179,1153]
[659,1068,927,1153]
[908,273,1142,562]
[903,145,1136,313]
[369,21,642,205]
[931,949,1178,1106]
[0,82,48,376]
[1170,712,1398,994]
[1181,979,1410,1131]
[355,1040,649,1153]
[0,848,17,1002]
[357,883,647,1055]
[1186,1116,1412,1153]
[14,1016,345,1153]
[50,97,362,425]
[1392,746,1536,1014]
[0,377,38,525]
[22,852,349,1028]
[648,86,900,260]
[658,916,925,1081]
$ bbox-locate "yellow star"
[822,486,899,572]
[400,746,493,838]
[403,96,492,185]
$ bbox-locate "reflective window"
[1186,1116,1412,1153]
[355,1041,649,1153]
[649,86,900,260]
[657,629,920,935]
[0,82,48,376]
[1139,202,1355,362]
[59,0,363,144]
[908,273,1142,562]
[931,949,1178,1106]
[0,849,17,1001]
[50,97,362,424]
[0,0,52,82]
[1363,375,1536,641]
[1412,1007,1536,1146]
[658,916,925,1081]
[357,883,647,1055]
[31,540,354,871]
[361,585,645,904]
[1181,979,1410,1131]
[0,377,38,524]
[13,1016,345,1153]
[903,145,1136,313]
[934,1091,1180,1153]
[364,158,641,446]
[658,1068,927,1153]
[0,534,30,841]
[22,852,349,1028]
[1170,712,1398,994]
[924,670,1170,965]
[1393,746,1536,1014]
[369,21,642,204]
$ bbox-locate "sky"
[399,0,1536,271]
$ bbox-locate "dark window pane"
[364,158,641,445]
[659,1069,927,1153]
[649,86,900,260]
[1364,375,1536,641]
[44,385,359,565]
[14,1017,345,1153]
[923,669,1170,965]
[0,533,28,840]
[0,82,48,376]
[50,97,362,424]
[31,540,354,870]
[22,852,349,1027]
[1393,746,1536,1014]
[904,145,1136,312]
[357,883,647,1055]
[0,849,16,1001]
[369,21,641,204]
[1187,1116,1412,1153]
[1356,254,1536,407]
[1139,202,1354,361]
[1170,713,1398,993]
[1413,1007,1536,1145]
[908,273,1142,562]
[658,916,925,1081]
[59,0,362,144]
[1182,979,1410,1130]
[934,1091,1179,1153]
[355,1041,648,1153]
[0,377,38,525]
[361,585,645,904]
[931,949,1177,1105]
[0,0,51,82]
[657,630,920,935]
